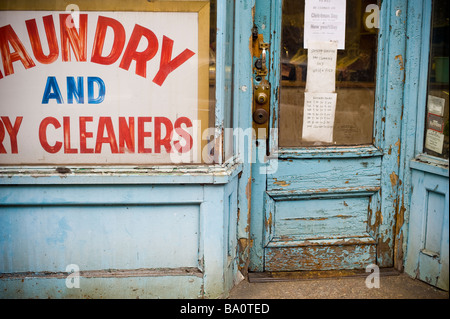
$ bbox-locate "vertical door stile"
[377,0,408,267]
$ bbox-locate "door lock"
[252,26,270,139]
[253,109,269,124]
[253,83,270,126]
[255,59,263,70]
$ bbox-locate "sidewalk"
[228,271,449,299]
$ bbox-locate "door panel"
[267,157,381,192]
[265,243,377,272]
[271,197,372,239]
[406,168,449,291]
[278,0,378,148]
[263,155,383,271]
[263,188,379,271]
[250,0,406,272]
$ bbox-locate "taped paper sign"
[425,129,445,154]
[302,92,337,143]
[428,114,444,133]
[428,95,445,116]
[304,0,347,50]
[306,41,337,93]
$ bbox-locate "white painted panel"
[0,11,200,164]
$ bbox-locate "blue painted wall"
[0,166,242,298]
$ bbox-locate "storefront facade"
[0,0,448,298]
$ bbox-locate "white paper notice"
[428,95,445,116]
[304,0,347,50]
[425,129,445,154]
[302,92,337,143]
[306,41,338,93]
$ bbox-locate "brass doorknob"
[255,92,268,104]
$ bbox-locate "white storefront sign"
[0,7,208,164]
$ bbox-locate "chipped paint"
[245,177,252,202]
[390,172,399,189]
[377,237,392,264]
[394,197,406,270]
[265,244,377,272]
[265,211,273,234]
[284,215,353,222]
[237,237,252,276]
[395,55,404,70]
[273,179,290,187]
[395,139,401,166]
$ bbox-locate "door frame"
[247,0,410,272]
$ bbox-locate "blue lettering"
[42,76,105,104]
[67,76,84,104]
[88,77,105,104]
[42,76,64,104]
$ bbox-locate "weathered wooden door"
[405,0,449,291]
[249,0,407,272]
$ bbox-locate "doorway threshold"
[248,268,400,283]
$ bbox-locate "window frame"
[0,0,239,169]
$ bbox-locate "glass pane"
[208,0,235,163]
[424,0,449,159]
[0,0,217,165]
[223,0,235,161]
[279,0,379,147]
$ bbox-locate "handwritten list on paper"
[304,0,347,50]
[306,41,338,93]
[302,92,337,143]
[302,41,338,143]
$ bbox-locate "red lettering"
[119,24,158,78]
[153,36,195,86]
[0,119,6,153]
[96,116,119,153]
[0,116,23,154]
[79,116,94,153]
[119,117,135,153]
[0,25,36,76]
[154,117,173,153]
[59,14,88,62]
[174,117,193,153]
[138,117,152,153]
[39,117,62,154]
[91,16,126,65]
[63,116,77,153]
[25,15,59,64]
